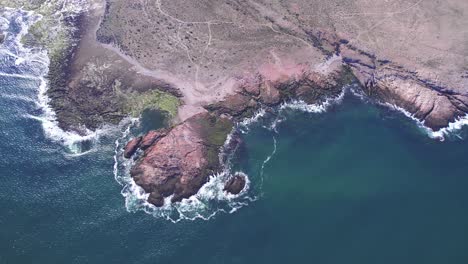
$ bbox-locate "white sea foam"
[32,77,112,153]
[0,93,38,103]
[432,115,468,139]
[267,87,347,133]
[0,14,9,28]
[261,136,277,176]
[238,108,267,133]
[349,84,367,101]
[0,71,42,80]
[280,88,346,113]
[258,135,277,191]
[347,82,468,140]
[384,103,468,141]
[1,6,109,154]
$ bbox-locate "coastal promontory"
[5,0,467,207]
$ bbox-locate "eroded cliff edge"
[7,0,468,207]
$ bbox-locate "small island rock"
[224,174,246,195]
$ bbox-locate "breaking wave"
[279,87,346,113]
[0,6,111,155]
[383,103,468,141]
[349,84,468,141]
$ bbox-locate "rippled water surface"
[2,8,468,264]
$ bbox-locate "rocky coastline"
[327,37,468,130]
[124,64,355,207]
[6,0,467,207]
[121,44,468,206]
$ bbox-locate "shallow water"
[2,8,468,264]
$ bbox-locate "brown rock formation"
[206,65,354,121]
[224,174,246,195]
[139,129,167,150]
[130,113,233,207]
[123,136,142,159]
[312,35,468,130]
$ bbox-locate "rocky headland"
[124,62,353,206]
[4,0,467,207]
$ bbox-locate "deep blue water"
[2,8,468,264]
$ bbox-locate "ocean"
[2,8,468,264]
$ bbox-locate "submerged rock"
[130,112,233,207]
[224,174,246,195]
[0,32,5,44]
[147,191,165,207]
[123,136,142,159]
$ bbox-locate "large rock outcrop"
[205,65,354,121]
[316,35,468,130]
[126,113,233,207]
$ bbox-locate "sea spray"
[348,83,468,141]
[0,7,113,155]
[383,103,468,141]
[238,108,267,133]
[279,86,346,113]
[260,136,277,180]
[432,115,468,139]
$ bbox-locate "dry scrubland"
[95,0,468,128]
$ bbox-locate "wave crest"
[0,7,113,155]
[385,103,468,141]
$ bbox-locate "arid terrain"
[2,0,467,206]
[95,0,468,128]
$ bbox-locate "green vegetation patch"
[198,114,234,147]
[123,90,180,118]
[2,0,86,107]
[196,114,234,176]
[0,0,46,10]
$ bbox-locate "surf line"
[348,84,468,141]
[383,103,468,141]
[0,7,117,155]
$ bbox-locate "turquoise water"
[2,9,468,264]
